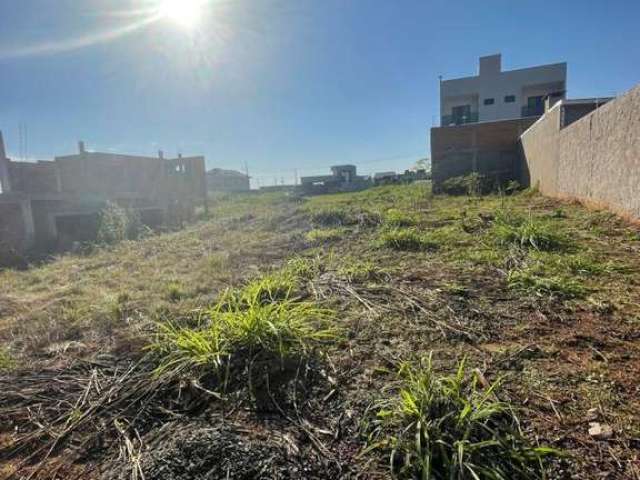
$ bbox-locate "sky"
[1,0,639,187]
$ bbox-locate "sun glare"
[158,0,204,28]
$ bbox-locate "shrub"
[378,228,438,252]
[492,210,568,251]
[441,173,491,196]
[97,202,146,245]
[369,355,558,479]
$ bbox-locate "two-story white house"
[440,54,566,126]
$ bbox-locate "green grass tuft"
[150,276,336,378]
[310,207,351,227]
[492,210,568,251]
[384,209,418,227]
[306,228,345,244]
[0,347,15,371]
[507,268,587,298]
[378,228,439,252]
[338,260,389,283]
[285,256,325,280]
[165,281,187,302]
[369,354,559,479]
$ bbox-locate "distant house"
[440,53,566,126]
[431,54,613,192]
[299,165,369,194]
[207,168,250,193]
[0,137,207,261]
[373,171,397,185]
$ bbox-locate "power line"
[249,150,426,178]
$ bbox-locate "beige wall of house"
[440,54,566,125]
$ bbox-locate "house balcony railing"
[440,112,479,126]
[521,105,545,117]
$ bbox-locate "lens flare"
[158,0,205,28]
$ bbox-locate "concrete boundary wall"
[520,84,640,220]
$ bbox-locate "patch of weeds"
[0,347,15,370]
[310,207,351,227]
[504,180,521,195]
[441,281,469,297]
[441,173,492,196]
[97,202,147,245]
[238,271,297,305]
[354,209,383,227]
[150,283,336,379]
[206,252,230,272]
[166,281,187,302]
[368,354,558,479]
[549,208,567,219]
[305,228,345,244]
[507,269,587,299]
[109,292,133,320]
[561,254,620,276]
[377,228,439,252]
[456,245,505,266]
[286,256,325,280]
[492,209,569,251]
[384,209,417,227]
[338,260,389,283]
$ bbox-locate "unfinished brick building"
[0,133,207,263]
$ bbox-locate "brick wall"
[520,84,640,220]
[431,117,536,190]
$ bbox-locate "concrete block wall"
[520,84,640,220]
[519,106,561,194]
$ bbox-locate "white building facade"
[440,54,566,126]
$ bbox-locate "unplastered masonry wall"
[520,84,640,220]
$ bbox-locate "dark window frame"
[483,98,495,105]
[504,95,516,103]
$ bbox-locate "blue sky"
[1,0,638,186]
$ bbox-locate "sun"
[158,0,204,28]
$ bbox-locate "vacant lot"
[1,184,639,479]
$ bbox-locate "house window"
[483,98,495,105]
[504,95,515,103]
[451,104,471,124]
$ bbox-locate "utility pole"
[293,169,298,185]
